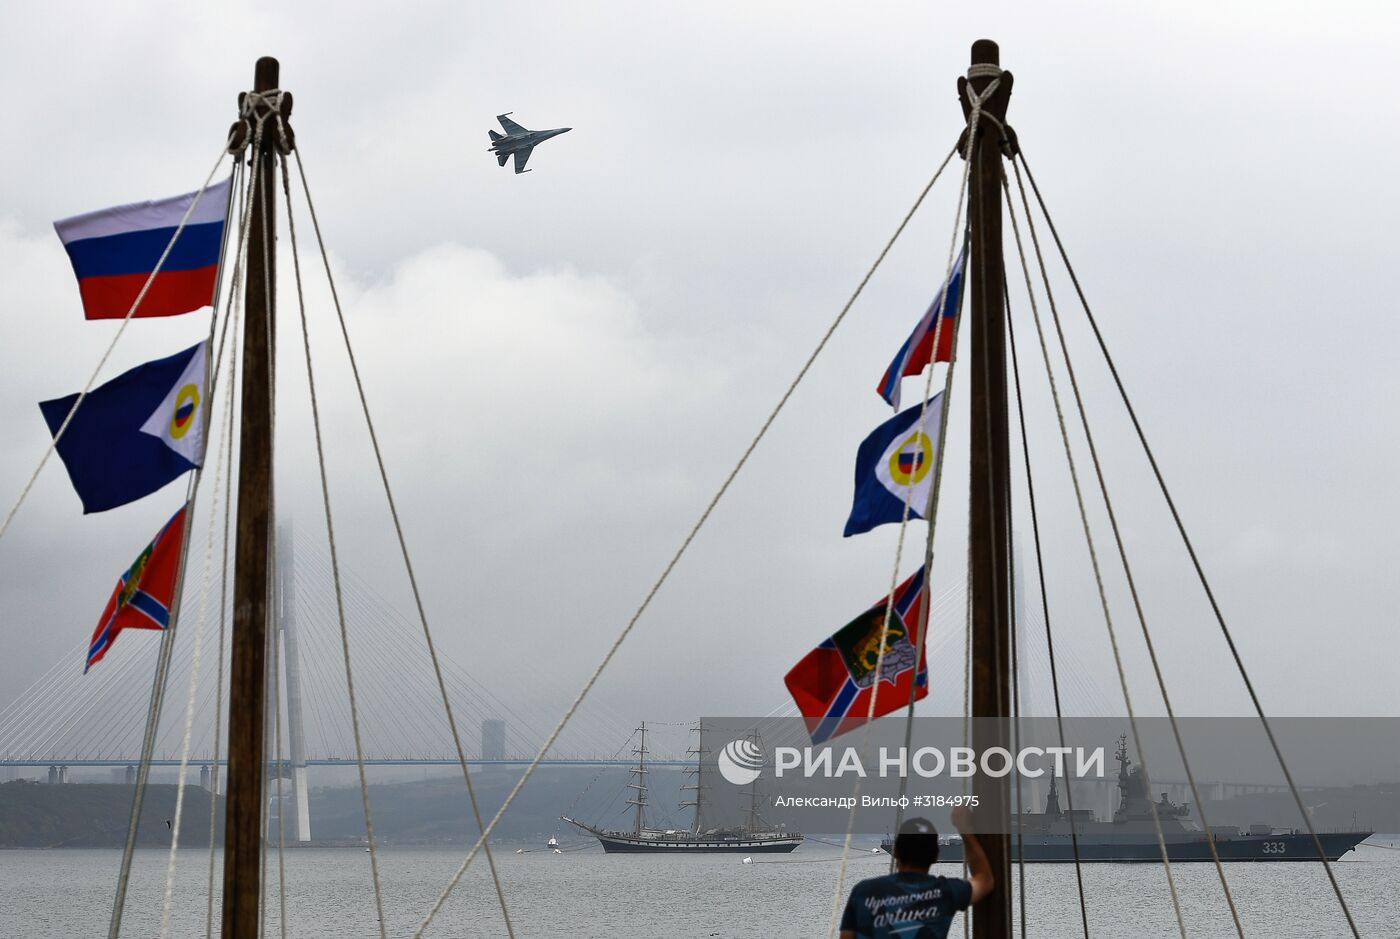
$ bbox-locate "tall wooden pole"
[222,55,284,939]
[961,38,1014,938]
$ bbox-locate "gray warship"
[884,737,1371,863]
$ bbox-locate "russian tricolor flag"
[54,178,230,320]
[876,242,967,409]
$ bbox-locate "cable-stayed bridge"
[0,527,707,840]
[1,525,1127,841]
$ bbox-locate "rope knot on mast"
[958,66,1018,160]
[229,88,295,158]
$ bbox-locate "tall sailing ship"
[562,722,802,853]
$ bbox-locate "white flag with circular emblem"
[844,393,946,536]
[138,341,207,466]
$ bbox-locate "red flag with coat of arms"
[86,506,188,672]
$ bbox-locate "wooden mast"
[961,38,1014,938]
[222,56,290,938]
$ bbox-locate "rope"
[206,157,249,939]
[1016,150,1361,937]
[828,79,997,939]
[279,157,388,938]
[107,143,243,939]
[1006,159,1243,935]
[1007,481,1025,938]
[0,143,232,549]
[1004,274,1090,937]
[999,163,1188,939]
[158,327,240,937]
[289,150,516,936]
[412,146,962,939]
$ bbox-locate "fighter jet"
[488,113,572,174]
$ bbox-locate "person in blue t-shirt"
[840,807,994,939]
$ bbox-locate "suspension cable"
[1016,149,1360,936]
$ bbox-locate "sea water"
[2,841,1396,937]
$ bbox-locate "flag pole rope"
[279,156,388,939]
[206,157,249,939]
[826,99,986,939]
[890,226,970,840]
[158,303,240,937]
[1007,159,1244,937]
[410,144,961,937]
[293,139,517,936]
[1015,149,1360,936]
[1000,163,1188,939]
[154,161,249,927]
[0,142,233,549]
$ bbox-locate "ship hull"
[562,817,802,853]
[594,833,802,853]
[881,831,1371,863]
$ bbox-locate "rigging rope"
[1015,150,1360,937]
[830,128,973,936]
[829,73,997,939]
[0,143,232,549]
[412,145,962,939]
[279,157,388,939]
[207,158,248,939]
[1003,274,1090,937]
[1006,160,1244,936]
[107,141,245,939]
[207,328,237,938]
[159,307,241,937]
[999,163,1188,939]
[289,148,517,937]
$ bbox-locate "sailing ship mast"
[222,56,292,939]
[625,721,649,835]
[963,38,1014,937]
[681,721,708,834]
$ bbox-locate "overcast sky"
[2,1,1398,765]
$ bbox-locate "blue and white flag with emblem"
[843,394,946,537]
[39,341,208,514]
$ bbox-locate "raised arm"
[950,806,995,905]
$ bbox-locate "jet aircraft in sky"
[488,113,572,174]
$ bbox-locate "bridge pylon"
[277,524,312,843]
